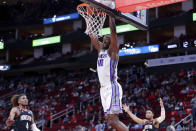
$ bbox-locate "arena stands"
[0,65,195,130]
[0,0,80,25]
[0,0,196,131]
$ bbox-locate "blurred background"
[0,0,196,130]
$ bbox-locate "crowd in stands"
[0,64,195,130]
[0,0,80,25]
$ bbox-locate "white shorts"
[100,82,123,114]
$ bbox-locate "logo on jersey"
[20,115,32,121]
[144,125,153,129]
[98,59,104,66]
[98,54,107,58]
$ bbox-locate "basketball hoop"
[77,3,107,38]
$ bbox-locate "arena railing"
[0,87,24,106]
[0,87,24,100]
[49,107,73,128]
[79,94,99,111]
[48,94,99,129]
[174,114,192,129]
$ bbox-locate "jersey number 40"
[98,59,104,67]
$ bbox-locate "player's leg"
[105,84,128,131]
[106,114,128,131]
[100,87,108,114]
[193,107,196,125]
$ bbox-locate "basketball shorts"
[100,82,123,114]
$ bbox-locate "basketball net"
[77,3,106,38]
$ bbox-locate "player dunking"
[89,15,128,131]
[6,94,40,131]
[123,98,165,131]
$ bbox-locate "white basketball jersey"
[97,50,118,87]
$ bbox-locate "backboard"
[80,0,149,30]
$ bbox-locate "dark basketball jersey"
[143,120,159,131]
[11,107,33,131]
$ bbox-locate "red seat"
[171,111,178,116]
[185,108,192,114]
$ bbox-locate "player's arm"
[154,119,160,128]
[109,15,118,52]
[156,98,165,123]
[6,107,18,126]
[89,34,102,52]
[31,113,40,131]
[123,104,146,125]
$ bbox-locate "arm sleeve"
[156,107,166,123]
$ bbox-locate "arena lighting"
[193,13,196,21]
[194,40,196,47]
[100,24,138,36]
[32,36,61,47]
[0,65,10,71]
[43,13,79,24]
[0,41,4,50]
[144,62,149,67]
[119,44,159,56]
[89,68,97,73]
[167,44,178,49]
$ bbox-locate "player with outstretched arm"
[89,15,129,131]
[123,98,165,131]
[6,94,40,131]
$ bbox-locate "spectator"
[59,125,65,131]
[182,118,191,131]
[88,120,95,129]
[166,121,175,131]
[63,114,70,123]
[176,124,182,131]
[95,121,104,131]
[192,124,196,130]
[191,94,196,125]
[75,125,86,131]
[0,100,5,108]
[1,66,196,130]
[129,100,136,107]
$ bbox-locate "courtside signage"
[0,42,4,49]
[147,54,196,67]
[43,13,79,24]
[33,36,61,47]
[0,65,10,71]
[193,13,196,21]
[119,44,159,56]
[100,24,138,36]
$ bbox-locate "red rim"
[77,3,106,15]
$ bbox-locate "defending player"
[123,98,165,131]
[89,15,128,131]
[6,94,40,131]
